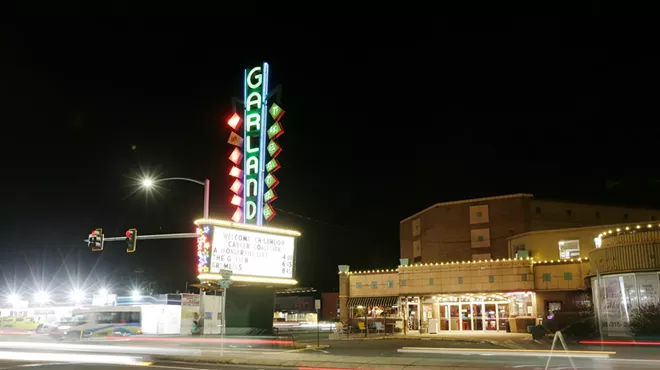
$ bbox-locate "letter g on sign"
[247,67,262,89]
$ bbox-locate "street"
[1,333,660,369]
[0,359,296,369]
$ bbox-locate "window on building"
[470,205,489,224]
[428,278,434,285]
[522,274,528,281]
[371,281,377,288]
[356,282,363,289]
[536,207,541,214]
[489,276,495,283]
[458,277,463,284]
[548,301,562,315]
[543,273,551,282]
[413,240,421,260]
[400,280,406,287]
[564,272,573,281]
[412,219,421,236]
[624,213,629,221]
[566,209,572,216]
[470,228,490,248]
[558,240,580,258]
[596,211,600,219]
[387,280,394,288]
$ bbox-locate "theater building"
[338,194,660,335]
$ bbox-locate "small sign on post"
[217,269,232,337]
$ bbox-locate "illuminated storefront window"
[592,272,660,336]
[558,240,580,259]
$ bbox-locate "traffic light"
[125,228,137,253]
[89,228,104,252]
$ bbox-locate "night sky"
[1,18,659,296]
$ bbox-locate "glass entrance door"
[440,304,449,331]
[473,304,483,330]
[449,304,460,330]
[485,304,497,330]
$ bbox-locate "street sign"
[218,269,232,289]
[218,279,232,289]
[219,269,232,279]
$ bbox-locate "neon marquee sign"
[226,62,284,225]
[196,225,212,273]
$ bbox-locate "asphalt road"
[0,360,295,369]
[2,355,660,370]
[2,333,660,370]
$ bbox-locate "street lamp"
[8,294,20,308]
[34,291,50,305]
[70,289,85,304]
[140,177,211,219]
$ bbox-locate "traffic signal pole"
[84,232,197,244]
[204,179,210,220]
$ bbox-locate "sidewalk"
[329,331,536,348]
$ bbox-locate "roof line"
[400,193,534,223]
[507,220,660,240]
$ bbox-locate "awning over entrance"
[347,296,398,307]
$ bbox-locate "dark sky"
[1,18,659,296]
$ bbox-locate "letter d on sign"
[245,201,257,221]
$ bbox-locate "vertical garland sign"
[226,62,285,226]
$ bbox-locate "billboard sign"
[209,225,294,279]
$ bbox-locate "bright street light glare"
[8,294,20,307]
[35,291,50,304]
[99,288,108,296]
[70,289,85,303]
[141,178,154,188]
[131,289,141,299]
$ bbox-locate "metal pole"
[222,287,227,335]
[317,308,320,347]
[203,179,210,219]
[84,232,197,243]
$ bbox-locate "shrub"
[629,302,660,337]
[544,303,597,338]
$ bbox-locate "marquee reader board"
[210,226,294,278]
[195,219,300,284]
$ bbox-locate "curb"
[287,344,331,352]
[327,336,537,351]
[154,357,469,369]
